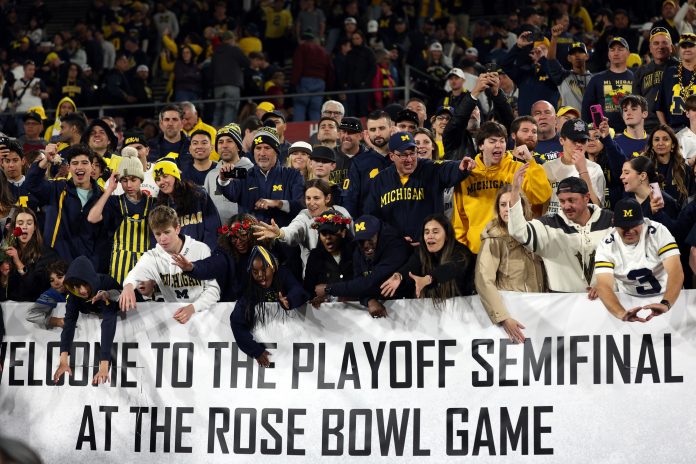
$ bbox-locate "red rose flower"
[12,227,22,238]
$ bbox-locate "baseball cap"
[560,119,590,142]
[22,111,43,124]
[627,53,642,68]
[569,42,588,54]
[435,105,454,116]
[310,146,337,163]
[649,26,670,41]
[394,109,419,126]
[367,20,378,33]
[261,110,286,123]
[136,64,149,73]
[344,17,357,25]
[429,42,443,52]
[288,141,312,155]
[613,198,644,228]
[679,33,696,46]
[557,106,581,119]
[123,131,148,147]
[388,131,417,152]
[353,215,381,241]
[465,47,479,57]
[663,0,678,7]
[556,176,589,195]
[338,117,362,133]
[257,101,275,113]
[446,68,466,79]
[608,37,629,49]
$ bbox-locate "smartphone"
[650,182,663,202]
[221,167,248,180]
[590,104,605,128]
[0,136,9,147]
[531,32,546,42]
[485,62,497,73]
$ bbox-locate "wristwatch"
[660,299,672,310]
[325,286,333,296]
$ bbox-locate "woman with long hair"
[154,158,221,250]
[230,246,308,367]
[285,142,311,179]
[642,125,694,206]
[620,156,680,223]
[380,213,475,303]
[475,185,546,343]
[586,120,628,209]
[0,170,16,234]
[0,207,59,301]
[254,179,351,266]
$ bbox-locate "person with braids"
[656,33,696,132]
[620,156,680,224]
[475,186,546,344]
[641,125,694,207]
[153,157,221,250]
[380,214,475,302]
[230,246,308,367]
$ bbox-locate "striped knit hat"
[216,123,243,151]
[252,127,280,154]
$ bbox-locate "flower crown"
[311,213,351,230]
[218,218,256,237]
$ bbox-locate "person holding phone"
[619,156,680,224]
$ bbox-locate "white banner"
[1,292,696,463]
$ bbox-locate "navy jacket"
[328,222,412,305]
[60,256,122,362]
[597,134,629,209]
[230,266,308,358]
[25,163,107,270]
[364,159,470,240]
[148,132,192,166]
[342,149,392,217]
[501,47,560,117]
[158,187,221,250]
[218,163,304,227]
[303,239,356,297]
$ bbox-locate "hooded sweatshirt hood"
[81,118,118,151]
[64,255,99,299]
[45,96,77,141]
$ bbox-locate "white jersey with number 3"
[594,219,680,297]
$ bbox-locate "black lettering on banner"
[413,408,430,455]
[499,340,518,387]
[593,335,602,384]
[151,343,170,388]
[46,341,61,385]
[500,407,528,455]
[260,409,283,455]
[27,342,41,386]
[150,407,173,452]
[471,339,494,387]
[390,341,412,388]
[606,334,630,384]
[636,334,659,383]
[318,343,335,389]
[231,342,255,388]
[234,408,257,454]
[70,342,90,387]
[172,342,194,388]
[416,341,435,388]
[556,336,565,385]
[446,408,468,455]
[209,342,228,388]
[337,342,360,389]
[120,342,138,388]
[473,407,495,455]
[175,407,194,453]
[523,338,552,385]
[438,339,456,388]
[570,336,589,385]
[349,409,372,456]
[665,334,684,383]
[258,343,277,389]
[100,406,118,451]
[287,409,306,455]
[0,342,6,383]
[9,342,25,386]
[207,408,230,454]
[376,409,409,456]
[364,341,386,388]
[76,405,96,450]
[130,407,147,452]
[533,406,554,455]
[291,343,314,389]
[321,409,344,455]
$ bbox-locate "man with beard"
[342,112,393,217]
[531,100,563,162]
[148,104,192,166]
[333,116,364,189]
[205,124,255,224]
[365,131,475,243]
[633,27,679,133]
[509,116,544,164]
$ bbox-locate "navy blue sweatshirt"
[500,47,560,117]
[230,266,309,358]
[218,163,304,227]
[327,221,412,306]
[364,159,470,240]
[158,186,222,250]
[597,134,629,209]
[303,239,356,298]
[60,256,122,362]
[342,149,392,217]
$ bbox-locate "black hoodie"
[60,256,122,362]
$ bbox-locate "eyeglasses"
[323,110,344,117]
[394,151,417,159]
[435,115,451,122]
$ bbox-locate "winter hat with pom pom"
[117,146,145,180]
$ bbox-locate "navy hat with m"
[353,215,382,241]
[388,131,417,152]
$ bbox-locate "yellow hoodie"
[451,152,551,254]
[44,96,77,142]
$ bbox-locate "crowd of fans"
[1,0,696,379]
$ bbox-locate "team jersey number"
[627,268,662,295]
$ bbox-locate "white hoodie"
[123,235,220,311]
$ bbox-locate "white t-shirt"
[543,156,605,215]
[594,220,680,297]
